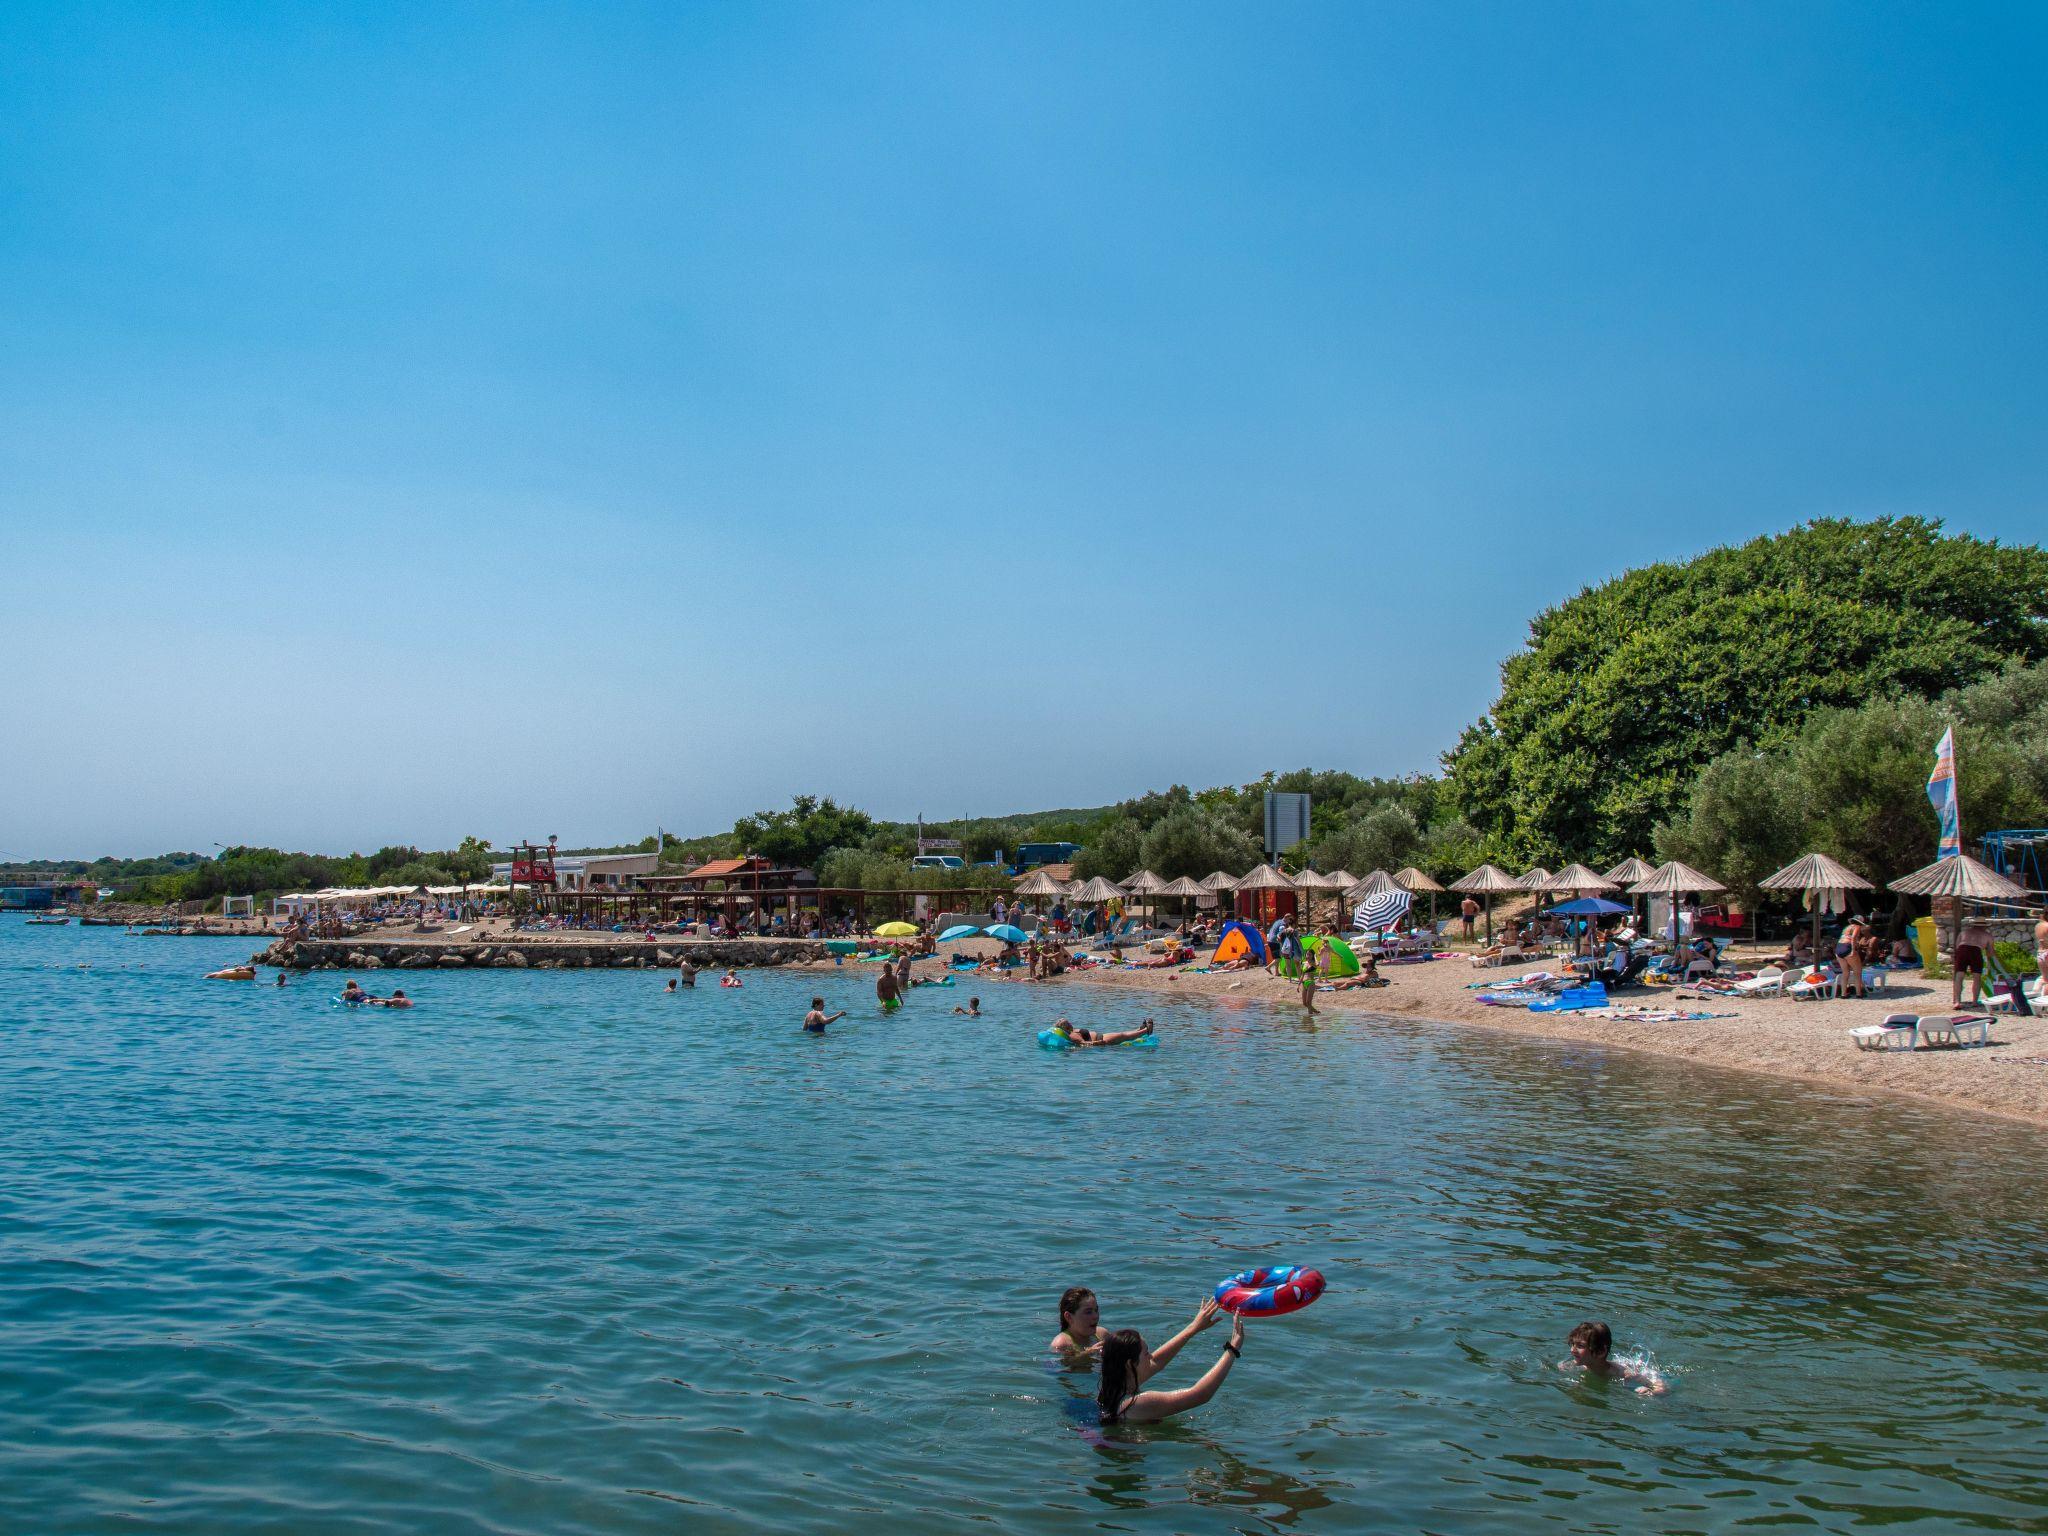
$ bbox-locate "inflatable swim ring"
[1036,1029,1160,1050]
[1213,1265,1325,1317]
[720,977,743,988]
[206,966,257,980]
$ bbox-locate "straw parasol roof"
[1451,864,1522,894]
[1235,864,1298,892]
[1541,863,1617,893]
[1013,868,1067,898]
[1158,875,1205,899]
[1603,856,1657,886]
[1348,869,1400,900]
[1326,870,1359,889]
[1123,870,1166,894]
[1888,854,2029,902]
[1394,866,1446,894]
[1291,869,1344,891]
[1627,860,1726,895]
[1069,876,1128,904]
[1199,870,1241,892]
[1514,865,1554,891]
[1758,853,1873,895]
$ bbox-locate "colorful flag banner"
[1927,727,1961,859]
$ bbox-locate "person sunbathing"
[1055,1017,1154,1047]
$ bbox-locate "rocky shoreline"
[260,936,830,971]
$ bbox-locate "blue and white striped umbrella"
[1353,889,1411,932]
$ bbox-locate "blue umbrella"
[1547,897,1632,916]
[938,924,981,942]
[984,923,1029,944]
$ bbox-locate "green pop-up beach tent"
[1279,934,1361,979]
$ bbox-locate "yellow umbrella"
[874,921,919,938]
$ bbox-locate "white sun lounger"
[1850,1014,1919,1051]
[1915,1014,1993,1048]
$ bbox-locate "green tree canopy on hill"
[732,796,877,868]
[1445,517,2048,865]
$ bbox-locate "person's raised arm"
[1131,1313,1243,1419]
[1140,1298,1222,1381]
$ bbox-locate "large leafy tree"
[732,796,876,869]
[1446,518,2048,864]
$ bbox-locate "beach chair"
[1729,966,1787,997]
[1785,967,1836,1002]
[1915,1014,1993,1048]
[1985,977,2044,1015]
[1850,1014,1919,1051]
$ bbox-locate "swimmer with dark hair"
[1563,1321,1666,1395]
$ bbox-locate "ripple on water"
[3,920,2048,1534]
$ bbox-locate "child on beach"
[803,998,846,1033]
[1562,1322,1667,1395]
[952,997,981,1016]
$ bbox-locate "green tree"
[1445,517,2048,864]
[732,796,876,869]
[1658,661,2048,906]
[1135,804,1261,880]
[1071,816,1142,881]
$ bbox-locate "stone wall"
[262,937,828,971]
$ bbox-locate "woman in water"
[1097,1310,1245,1425]
[1052,1290,1222,1363]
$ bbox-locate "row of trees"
[102,838,495,905]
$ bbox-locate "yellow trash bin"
[1913,915,1937,966]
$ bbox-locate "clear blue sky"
[5,2,2045,858]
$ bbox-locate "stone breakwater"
[260,937,830,971]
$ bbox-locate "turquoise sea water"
[5,920,2048,1534]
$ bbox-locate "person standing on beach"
[1461,896,1479,939]
[1954,914,1995,1008]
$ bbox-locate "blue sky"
[4,2,2045,858]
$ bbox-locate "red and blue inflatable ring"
[1214,1265,1326,1317]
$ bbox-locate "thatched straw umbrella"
[1158,875,1205,928]
[1450,863,1521,943]
[1349,868,1399,899]
[1627,860,1727,950]
[1888,854,2029,972]
[1235,863,1298,929]
[1759,853,1873,965]
[1123,869,1166,925]
[1540,863,1619,954]
[1014,866,1067,929]
[1394,866,1445,928]
[1199,869,1240,923]
[1291,868,1345,931]
[1603,856,1657,931]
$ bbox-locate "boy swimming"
[952,996,981,1016]
[1563,1321,1667,1395]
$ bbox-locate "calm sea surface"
[5,919,2048,1535]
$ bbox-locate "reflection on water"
[3,920,2048,1535]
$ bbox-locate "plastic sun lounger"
[1850,1013,1920,1051]
[1915,1013,1994,1048]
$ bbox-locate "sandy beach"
[924,935,2048,1129]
